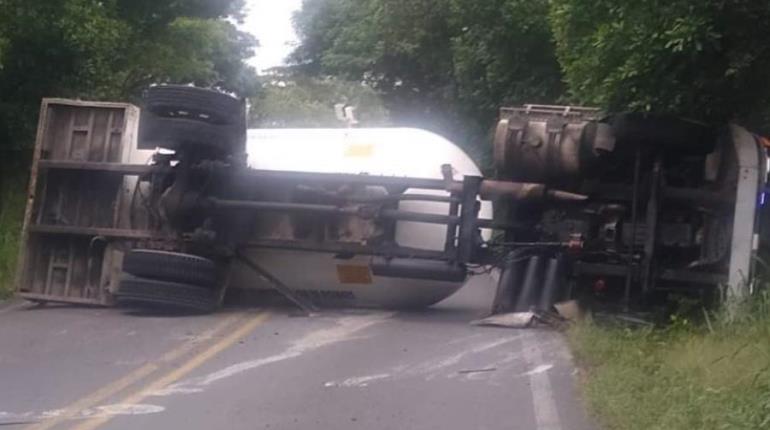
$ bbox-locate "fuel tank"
[229,128,493,308]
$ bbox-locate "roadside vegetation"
[570,294,770,429]
[0,173,25,298]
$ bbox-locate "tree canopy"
[292,0,770,156]
[550,0,770,126]
[0,0,258,149]
[4,0,770,155]
[251,72,389,128]
[291,0,564,159]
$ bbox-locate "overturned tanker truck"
[15,86,769,313]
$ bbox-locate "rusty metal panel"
[15,98,141,305]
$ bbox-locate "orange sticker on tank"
[336,264,373,284]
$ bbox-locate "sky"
[240,0,304,73]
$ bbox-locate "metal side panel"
[15,99,140,305]
[727,124,763,300]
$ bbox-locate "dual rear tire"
[116,250,221,313]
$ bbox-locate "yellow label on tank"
[344,143,374,157]
[336,264,373,284]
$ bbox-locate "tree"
[250,72,389,128]
[115,17,259,97]
[447,0,564,160]
[0,0,258,150]
[293,0,458,134]
[291,0,565,161]
[449,0,564,121]
[550,0,770,126]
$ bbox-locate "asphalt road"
[0,275,594,430]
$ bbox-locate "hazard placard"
[336,264,373,284]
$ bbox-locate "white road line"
[521,364,554,377]
[322,334,524,387]
[418,335,522,380]
[324,373,391,388]
[0,404,163,424]
[522,332,563,430]
[157,312,394,395]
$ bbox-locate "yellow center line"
[71,311,271,430]
[25,312,249,430]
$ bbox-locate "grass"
[0,172,26,299]
[569,293,770,430]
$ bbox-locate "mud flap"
[491,251,567,315]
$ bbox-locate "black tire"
[144,85,243,125]
[138,111,245,151]
[116,275,219,313]
[122,250,218,287]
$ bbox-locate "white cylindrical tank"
[230,128,492,308]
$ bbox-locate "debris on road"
[472,311,536,329]
[473,300,581,329]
